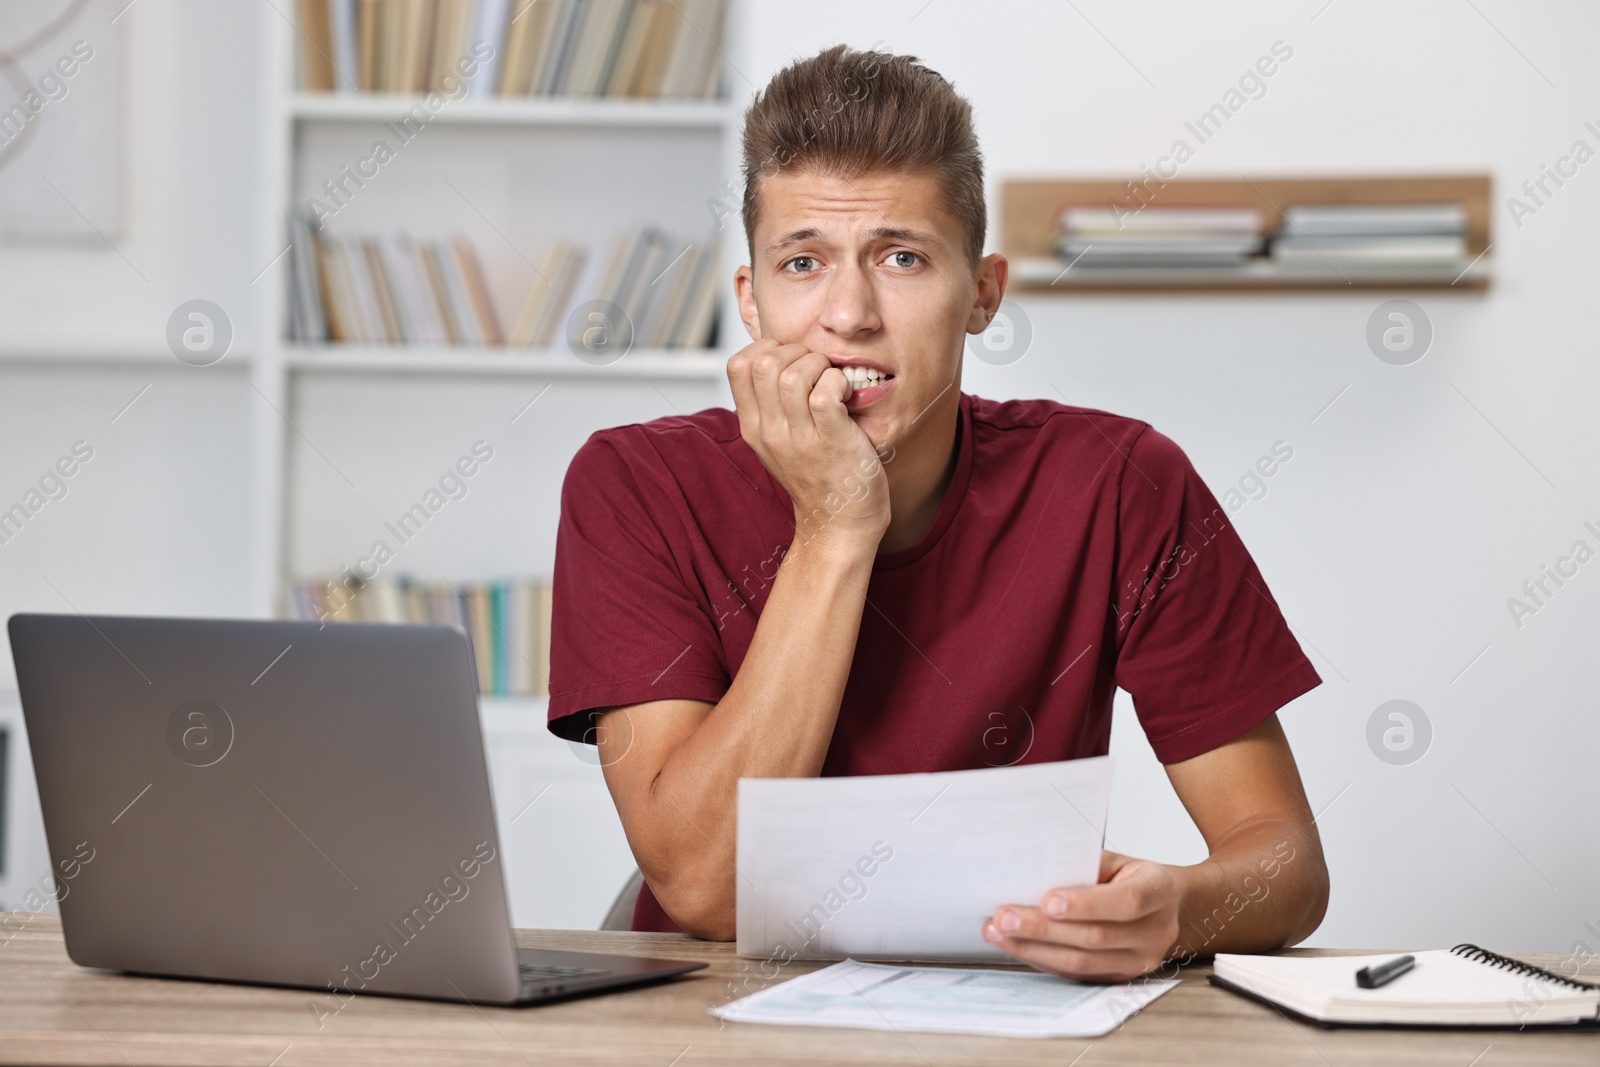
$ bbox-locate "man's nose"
[820,260,882,339]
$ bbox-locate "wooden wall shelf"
[1001,174,1492,293]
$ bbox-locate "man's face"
[736,168,1001,453]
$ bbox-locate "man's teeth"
[840,366,890,386]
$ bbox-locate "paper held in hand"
[735,756,1113,962]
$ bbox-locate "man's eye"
[786,256,816,273]
[888,251,920,268]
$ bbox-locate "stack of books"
[286,216,720,350]
[508,227,720,349]
[288,574,551,697]
[288,223,503,345]
[1056,206,1265,268]
[295,0,727,99]
[1271,202,1468,269]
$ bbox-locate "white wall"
[0,0,265,348]
[743,0,1600,952]
[0,0,1595,950]
[0,0,261,656]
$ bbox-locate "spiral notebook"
[1211,945,1600,1029]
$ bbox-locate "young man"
[549,45,1328,982]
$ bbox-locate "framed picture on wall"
[0,0,122,241]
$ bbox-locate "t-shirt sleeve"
[546,432,730,743]
[1111,425,1321,764]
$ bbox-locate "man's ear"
[734,265,762,340]
[965,253,1010,335]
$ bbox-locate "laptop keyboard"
[518,962,612,983]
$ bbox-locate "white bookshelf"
[0,1,746,933]
[247,6,747,929]
[257,8,745,601]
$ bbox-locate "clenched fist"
[726,339,890,558]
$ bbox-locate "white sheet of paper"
[735,756,1112,961]
[710,958,1176,1039]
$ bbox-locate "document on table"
[735,756,1112,962]
[710,958,1177,1039]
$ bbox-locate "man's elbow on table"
[650,869,737,942]
[1283,832,1332,948]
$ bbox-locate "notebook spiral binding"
[1452,943,1600,993]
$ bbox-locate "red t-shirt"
[548,392,1320,933]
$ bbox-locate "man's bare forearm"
[626,538,874,938]
[1165,818,1329,965]
[600,341,890,938]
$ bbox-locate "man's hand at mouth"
[727,338,891,559]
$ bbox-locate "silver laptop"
[7,613,705,1006]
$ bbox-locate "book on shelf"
[288,573,552,697]
[1056,205,1265,267]
[429,0,476,90]
[1271,201,1470,269]
[1060,206,1265,234]
[287,213,329,341]
[1271,234,1468,267]
[296,0,726,100]
[506,240,584,345]
[498,0,560,94]
[452,234,506,344]
[296,0,339,91]
[287,213,720,350]
[463,0,510,94]
[1279,202,1467,237]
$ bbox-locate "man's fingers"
[986,933,1153,984]
[984,856,1179,983]
[726,346,763,436]
[1043,877,1163,924]
[982,905,1172,982]
[777,352,836,430]
[810,364,854,414]
[1099,849,1133,882]
[1037,854,1173,925]
[749,343,811,430]
[809,366,861,445]
[1048,885,1154,924]
[984,905,1163,952]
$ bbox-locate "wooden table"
[1,913,1594,1065]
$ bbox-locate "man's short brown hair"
[740,45,986,267]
